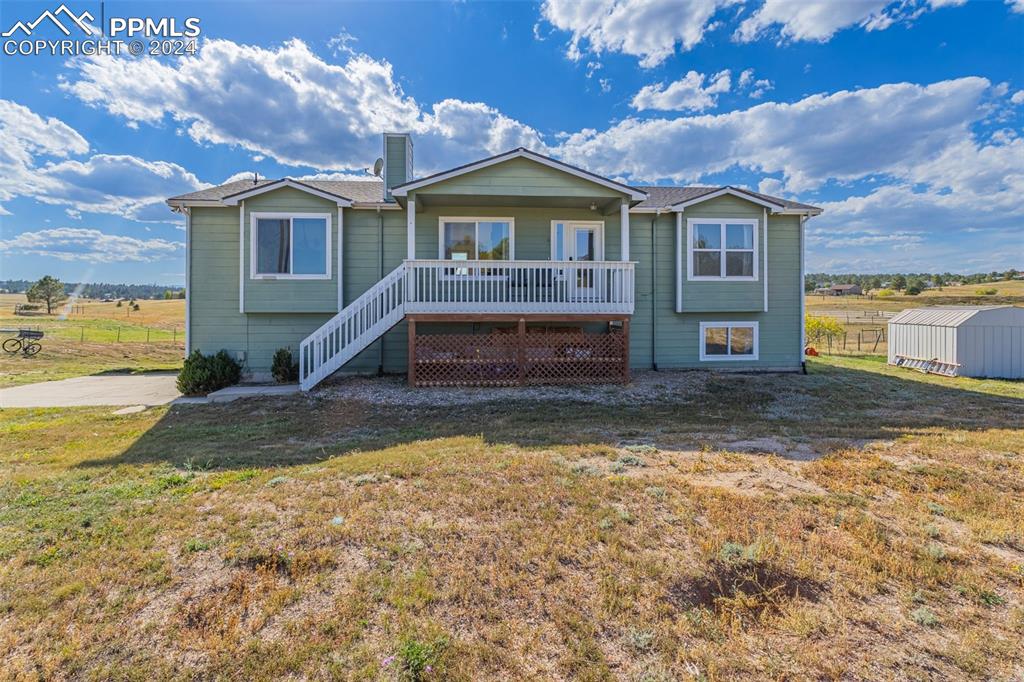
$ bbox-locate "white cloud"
[31,154,204,221]
[557,77,995,191]
[327,28,358,57]
[734,0,896,43]
[0,99,89,211]
[630,69,731,112]
[0,227,183,263]
[599,78,613,94]
[63,38,547,173]
[539,0,740,67]
[737,68,774,99]
[1011,90,1024,105]
[1008,0,1024,12]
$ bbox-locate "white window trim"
[437,216,516,260]
[549,220,605,261]
[699,321,759,361]
[250,212,332,280]
[686,218,759,281]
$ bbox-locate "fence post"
[173,327,177,343]
[117,328,121,342]
[80,326,84,342]
[147,328,151,343]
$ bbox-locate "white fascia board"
[222,178,353,206]
[391,148,648,201]
[668,187,785,212]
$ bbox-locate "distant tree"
[116,300,123,307]
[177,289,186,299]
[933,274,945,288]
[891,275,907,291]
[868,276,883,291]
[906,285,922,296]
[163,290,174,300]
[26,275,67,314]
[1006,269,1019,280]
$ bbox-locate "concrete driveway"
[0,373,180,408]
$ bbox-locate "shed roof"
[889,306,1024,327]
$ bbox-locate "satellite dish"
[372,157,384,177]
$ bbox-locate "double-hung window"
[699,321,758,361]
[439,217,513,276]
[687,219,758,280]
[251,213,331,279]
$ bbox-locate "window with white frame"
[251,213,331,279]
[699,321,758,361]
[687,219,758,280]
[439,217,513,275]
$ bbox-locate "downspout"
[377,206,385,376]
[800,214,808,375]
[651,209,660,370]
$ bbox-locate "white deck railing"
[405,259,634,314]
[299,259,635,390]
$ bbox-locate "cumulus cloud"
[630,70,731,112]
[62,38,547,173]
[0,227,183,263]
[737,68,774,99]
[539,0,740,67]
[32,154,204,221]
[734,0,894,43]
[0,99,89,212]
[557,77,996,191]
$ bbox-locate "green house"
[167,134,821,390]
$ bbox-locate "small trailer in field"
[888,306,1024,378]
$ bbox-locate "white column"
[238,200,245,314]
[762,208,768,312]
[620,200,630,261]
[337,206,344,310]
[406,197,416,260]
[675,211,683,312]
[184,208,191,354]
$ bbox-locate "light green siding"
[629,206,802,370]
[242,187,340,314]
[412,157,628,200]
[384,135,410,200]
[187,163,804,378]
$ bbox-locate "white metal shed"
[888,305,1024,378]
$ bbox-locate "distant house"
[830,284,861,296]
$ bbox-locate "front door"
[552,221,604,299]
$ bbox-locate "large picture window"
[699,321,759,361]
[687,219,758,280]
[439,217,513,275]
[251,213,331,279]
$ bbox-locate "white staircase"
[299,263,408,390]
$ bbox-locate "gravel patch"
[317,370,711,407]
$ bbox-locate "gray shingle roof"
[169,178,819,212]
[634,185,820,211]
[169,178,385,203]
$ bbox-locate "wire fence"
[1,324,184,345]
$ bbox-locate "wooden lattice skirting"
[408,318,630,387]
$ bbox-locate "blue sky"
[0,0,1021,285]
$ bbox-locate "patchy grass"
[0,337,183,387]
[0,355,1021,679]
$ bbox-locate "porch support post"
[407,317,417,386]
[621,317,630,384]
[620,200,630,261]
[406,196,416,260]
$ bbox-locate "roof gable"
[391,148,647,201]
[221,178,354,206]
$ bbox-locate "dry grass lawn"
[0,294,184,387]
[1,355,1022,680]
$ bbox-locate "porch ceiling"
[400,193,625,214]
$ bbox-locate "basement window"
[699,321,758,361]
[687,218,758,280]
[251,213,331,279]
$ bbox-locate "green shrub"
[271,347,299,383]
[176,349,241,395]
[875,289,895,297]
[906,285,922,296]
[976,288,997,296]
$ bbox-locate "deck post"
[407,317,417,386]
[517,317,526,385]
[620,200,630,261]
[621,317,630,384]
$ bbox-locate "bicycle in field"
[1,329,44,356]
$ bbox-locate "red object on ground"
[804,346,819,356]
